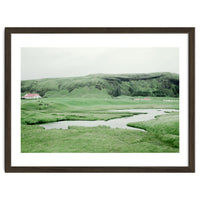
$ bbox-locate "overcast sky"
[21,47,179,80]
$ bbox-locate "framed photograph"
[5,27,195,172]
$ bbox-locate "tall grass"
[21,122,178,153]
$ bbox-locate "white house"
[22,93,41,99]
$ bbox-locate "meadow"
[21,96,179,153]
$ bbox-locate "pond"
[40,109,178,132]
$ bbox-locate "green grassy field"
[21,96,179,153]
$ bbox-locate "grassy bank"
[127,112,179,149]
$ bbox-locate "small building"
[22,93,41,99]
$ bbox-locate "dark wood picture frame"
[5,27,195,173]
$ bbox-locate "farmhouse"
[22,93,41,99]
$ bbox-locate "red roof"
[24,93,40,97]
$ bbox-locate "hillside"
[21,72,179,98]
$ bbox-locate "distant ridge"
[21,72,179,98]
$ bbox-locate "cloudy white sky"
[21,47,179,80]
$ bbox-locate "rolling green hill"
[21,72,179,98]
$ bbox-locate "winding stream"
[40,109,178,132]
